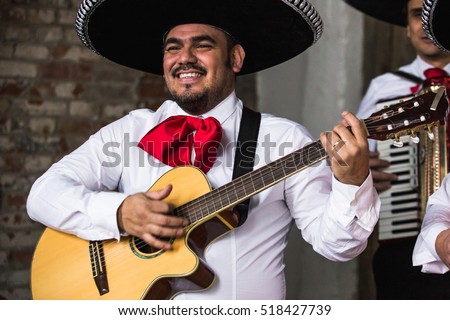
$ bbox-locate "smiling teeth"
[179,73,200,79]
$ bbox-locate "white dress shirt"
[355,56,450,274]
[27,91,380,299]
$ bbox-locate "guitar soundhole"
[129,236,174,258]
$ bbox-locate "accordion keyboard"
[377,137,421,241]
[375,86,448,241]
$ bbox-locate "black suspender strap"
[232,105,261,227]
[391,70,423,84]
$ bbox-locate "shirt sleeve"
[413,174,450,273]
[26,116,131,241]
[285,127,380,262]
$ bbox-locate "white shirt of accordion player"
[356,55,450,151]
[413,173,450,274]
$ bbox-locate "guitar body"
[31,166,240,299]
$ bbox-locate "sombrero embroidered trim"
[422,0,448,52]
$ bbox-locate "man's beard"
[168,60,234,114]
[171,85,213,115]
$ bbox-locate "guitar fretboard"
[174,140,327,225]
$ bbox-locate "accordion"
[376,89,448,241]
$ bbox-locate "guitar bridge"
[89,241,109,296]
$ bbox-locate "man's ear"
[406,24,411,39]
[231,44,245,73]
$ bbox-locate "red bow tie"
[423,67,449,87]
[138,115,223,173]
[421,68,450,169]
[410,67,449,93]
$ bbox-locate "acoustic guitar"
[31,87,448,299]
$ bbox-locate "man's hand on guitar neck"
[319,111,370,187]
[117,184,189,250]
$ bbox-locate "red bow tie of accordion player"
[423,67,449,87]
[410,67,449,93]
[138,115,223,174]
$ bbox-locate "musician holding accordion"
[345,0,450,299]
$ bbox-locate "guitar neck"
[175,140,328,225]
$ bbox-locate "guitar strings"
[176,141,326,223]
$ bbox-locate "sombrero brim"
[423,0,450,52]
[344,0,409,27]
[75,0,323,75]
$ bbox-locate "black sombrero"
[423,0,450,52]
[344,0,409,26]
[75,0,323,75]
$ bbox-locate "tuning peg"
[427,125,434,141]
[410,135,420,144]
[392,139,404,148]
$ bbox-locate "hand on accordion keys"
[368,151,398,192]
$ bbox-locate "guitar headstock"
[364,86,448,142]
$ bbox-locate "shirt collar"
[414,55,450,75]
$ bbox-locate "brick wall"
[0,0,256,299]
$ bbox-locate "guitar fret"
[218,190,224,212]
[225,183,238,205]
[248,175,256,194]
[211,195,217,213]
[258,169,267,188]
[200,195,213,220]
[233,183,239,202]
[287,153,297,171]
[274,167,285,181]
[225,190,231,208]
[237,182,248,198]
[270,166,276,182]
[207,198,215,211]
